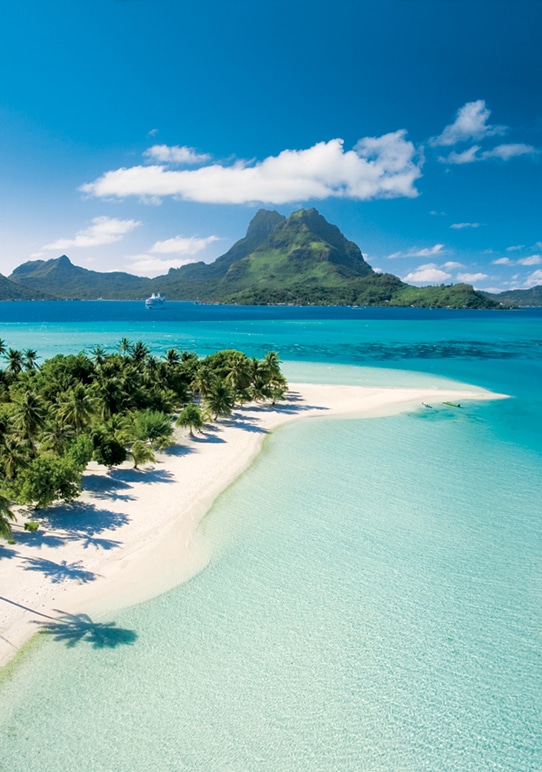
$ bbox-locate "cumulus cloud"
[456,272,489,283]
[387,244,445,259]
[81,133,422,205]
[506,244,525,252]
[43,216,141,250]
[430,100,506,147]
[150,235,220,255]
[442,261,464,269]
[517,254,542,266]
[125,254,204,277]
[523,269,542,288]
[143,145,211,165]
[450,222,479,229]
[403,263,452,284]
[492,257,513,265]
[440,142,537,165]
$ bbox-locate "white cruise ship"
[145,292,166,308]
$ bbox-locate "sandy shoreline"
[0,382,507,669]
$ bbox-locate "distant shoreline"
[0,381,508,670]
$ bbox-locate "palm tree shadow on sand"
[32,611,137,649]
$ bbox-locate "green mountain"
[0,272,54,300]
[152,208,500,308]
[152,208,374,302]
[10,255,151,299]
[6,209,505,308]
[483,286,542,307]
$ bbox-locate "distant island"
[2,208,535,307]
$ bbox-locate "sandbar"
[0,382,507,669]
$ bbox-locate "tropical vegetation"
[0,341,288,538]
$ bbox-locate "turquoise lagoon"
[0,303,541,770]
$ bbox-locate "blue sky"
[0,0,541,292]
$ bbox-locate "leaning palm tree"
[204,382,235,421]
[0,495,16,541]
[176,403,204,437]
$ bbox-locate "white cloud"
[481,143,538,161]
[440,142,537,165]
[150,235,220,255]
[442,261,464,269]
[456,272,489,283]
[125,254,204,277]
[388,243,446,259]
[506,244,524,252]
[517,254,542,266]
[431,100,506,147]
[81,133,422,205]
[450,222,479,229]
[439,145,481,165]
[30,251,45,259]
[523,269,542,288]
[492,257,513,265]
[403,263,452,284]
[44,216,141,250]
[143,145,211,165]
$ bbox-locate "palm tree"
[0,338,6,358]
[57,384,94,433]
[118,337,133,356]
[176,403,204,437]
[90,345,107,368]
[164,348,181,366]
[12,390,46,446]
[131,341,149,366]
[129,440,156,469]
[91,376,123,420]
[23,349,40,371]
[1,434,30,480]
[41,419,75,455]
[225,352,253,394]
[191,366,216,402]
[5,348,23,376]
[0,495,16,541]
[132,409,173,448]
[204,382,235,421]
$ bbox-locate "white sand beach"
[0,382,507,669]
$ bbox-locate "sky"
[0,0,541,292]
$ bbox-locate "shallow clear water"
[0,304,541,770]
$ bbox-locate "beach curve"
[0,381,508,669]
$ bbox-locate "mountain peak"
[245,209,286,242]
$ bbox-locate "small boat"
[421,402,432,408]
[145,293,166,309]
[442,401,461,408]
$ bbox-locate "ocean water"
[0,303,541,770]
